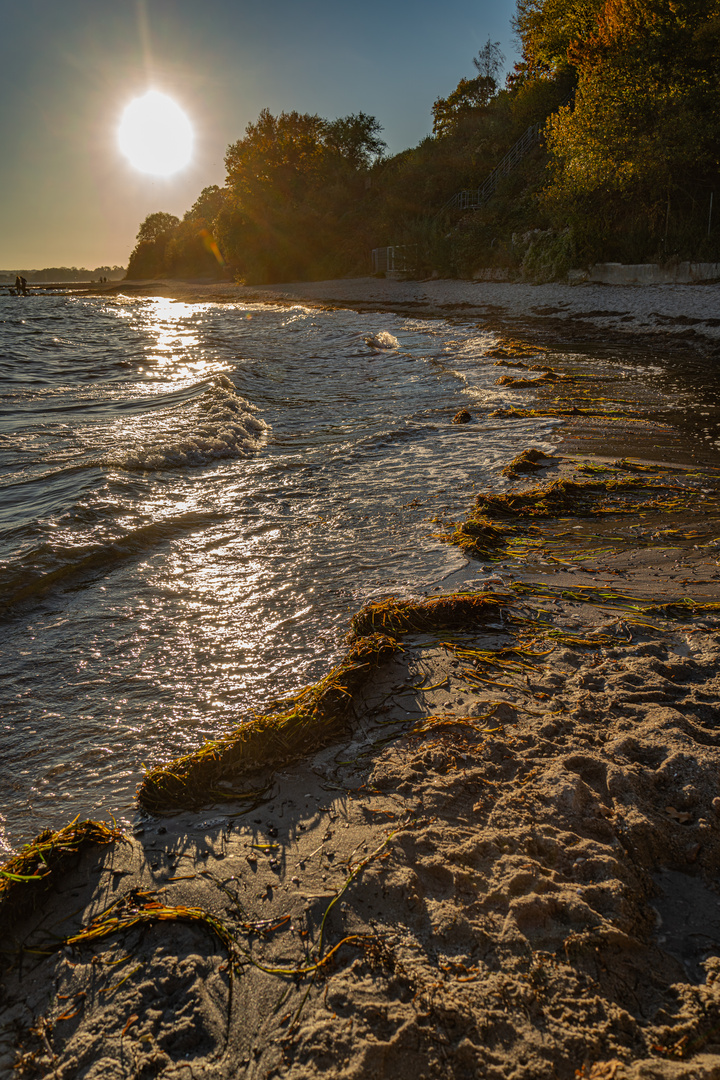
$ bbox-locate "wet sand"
[4,286,720,1079]
[96,275,720,355]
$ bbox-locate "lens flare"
[118,91,193,176]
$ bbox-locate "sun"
[118,91,193,176]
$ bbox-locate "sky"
[0,0,519,270]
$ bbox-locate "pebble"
[712,798,720,815]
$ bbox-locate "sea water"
[5,290,696,854]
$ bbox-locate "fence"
[371,244,417,277]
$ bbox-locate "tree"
[135,212,180,244]
[324,113,387,170]
[126,211,181,279]
[184,186,226,224]
[225,109,329,206]
[220,108,386,282]
[432,41,505,138]
[536,0,720,260]
[432,76,499,137]
[546,0,720,195]
[513,0,604,75]
[473,38,505,82]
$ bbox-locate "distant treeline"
[1,267,126,282]
[127,0,720,284]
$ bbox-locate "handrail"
[437,122,541,216]
[436,89,576,216]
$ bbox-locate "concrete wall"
[571,262,720,285]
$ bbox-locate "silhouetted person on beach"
[14,276,21,294]
[20,277,28,295]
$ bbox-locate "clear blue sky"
[0,0,519,269]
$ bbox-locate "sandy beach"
[3,279,720,1079]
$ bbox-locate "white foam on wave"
[364,331,399,350]
[105,374,269,471]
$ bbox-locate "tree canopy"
[135,212,181,244]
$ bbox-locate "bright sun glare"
[118,91,193,176]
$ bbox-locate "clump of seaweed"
[348,592,509,640]
[473,475,691,520]
[502,448,552,479]
[494,361,555,370]
[0,818,124,934]
[445,518,520,559]
[496,369,571,388]
[447,469,720,564]
[614,458,663,472]
[485,339,548,360]
[490,405,653,422]
[137,633,399,813]
[452,408,472,424]
[64,890,243,973]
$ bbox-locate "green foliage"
[432,76,499,138]
[432,39,505,138]
[184,185,226,224]
[126,211,182,279]
[217,109,386,283]
[514,0,603,74]
[518,227,575,282]
[135,211,180,244]
[324,113,386,170]
[535,0,720,260]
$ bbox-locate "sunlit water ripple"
[4,290,687,853]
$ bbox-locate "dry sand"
[3,280,720,1079]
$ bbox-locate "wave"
[104,375,269,471]
[0,509,224,614]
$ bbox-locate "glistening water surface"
[4,291,713,854]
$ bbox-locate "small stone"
[452,408,471,424]
[686,843,701,863]
[712,798,720,814]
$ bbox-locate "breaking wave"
[364,331,399,350]
[105,375,269,471]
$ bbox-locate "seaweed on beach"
[348,592,510,640]
[63,890,243,972]
[138,595,517,813]
[0,818,124,935]
[137,633,400,813]
[445,517,523,558]
[496,369,572,388]
[490,405,654,422]
[473,475,701,519]
[447,469,720,564]
[494,361,556,371]
[485,340,548,360]
[502,448,552,479]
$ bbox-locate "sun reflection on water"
[129,298,233,384]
